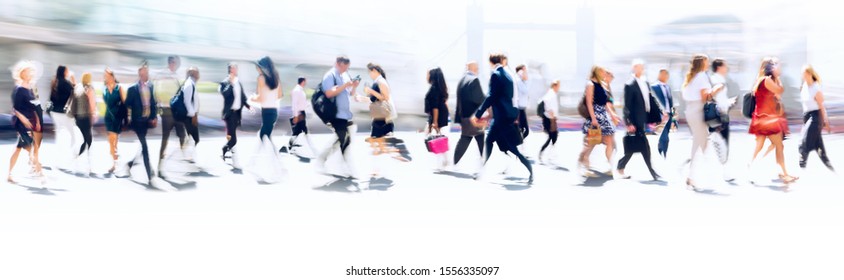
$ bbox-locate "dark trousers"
[484,123,532,177]
[224,110,241,149]
[709,120,730,144]
[540,116,557,153]
[454,134,484,165]
[160,108,186,158]
[517,109,529,139]
[289,112,308,147]
[259,108,277,141]
[181,117,200,146]
[799,110,832,168]
[329,118,351,154]
[617,133,657,177]
[540,132,558,153]
[75,117,92,156]
[132,122,153,180]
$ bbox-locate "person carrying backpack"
[168,67,201,169]
[314,56,360,177]
[538,80,561,164]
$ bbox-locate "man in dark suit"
[124,62,158,185]
[617,60,661,180]
[453,61,486,166]
[219,63,250,162]
[470,53,532,184]
[652,69,676,158]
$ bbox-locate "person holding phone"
[316,56,360,178]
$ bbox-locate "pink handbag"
[425,135,449,154]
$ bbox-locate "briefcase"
[623,133,647,154]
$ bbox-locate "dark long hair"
[51,65,68,98]
[256,56,279,90]
[367,63,386,80]
[427,67,448,102]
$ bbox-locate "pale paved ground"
[1,129,842,280]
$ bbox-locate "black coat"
[475,66,518,124]
[454,72,485,123]
[623,78,662,131]
[125,81,157,124]
[219,79,250,119]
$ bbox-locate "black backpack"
[311,72,340,124]
[742,91,755,119]
[170,80,193,120]
[536,101,545,118]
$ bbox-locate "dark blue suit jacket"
[651,83,673,112]
[474,66,517,124]
[125,81,157,124]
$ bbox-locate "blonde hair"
[683,54,708,88]
[589,65,605,84]
[81,72,92,86]
[803,65,821,84]
[550,79,561,88]
[11,60,36,84]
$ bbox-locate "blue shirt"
[517,78,529,109]
[322,67,352,120]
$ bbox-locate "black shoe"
[651,173,662,181]
[279,146,289,153]
[222,146,230,159]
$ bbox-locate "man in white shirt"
[709,58,735,143]
[282,77,311,155]
[219,63,250,163]
[618,59,660,180]
[179,66,201,164]
[710,58,736,181]
[515,64,530,140]
[652,69,676,158]
[538,80,560,163]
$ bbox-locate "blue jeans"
[260,108,278,141]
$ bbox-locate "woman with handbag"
[8,60,43,184]
[682,54,725,189]
[103,67,127,173]
[747,57,796,183]
[577,66,618,177]
[363,63,409,176]
[72,73,98,175]
[798,65,834,172]
[425,67,451,171]
[50,65,77,170]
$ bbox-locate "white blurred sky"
[85,0,842,91]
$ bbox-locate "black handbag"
[742,92,755,119]
[704,101,720,122]
[623,133,647,154]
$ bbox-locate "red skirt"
[749,113,788,136]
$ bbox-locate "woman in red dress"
[749,57,796,183]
